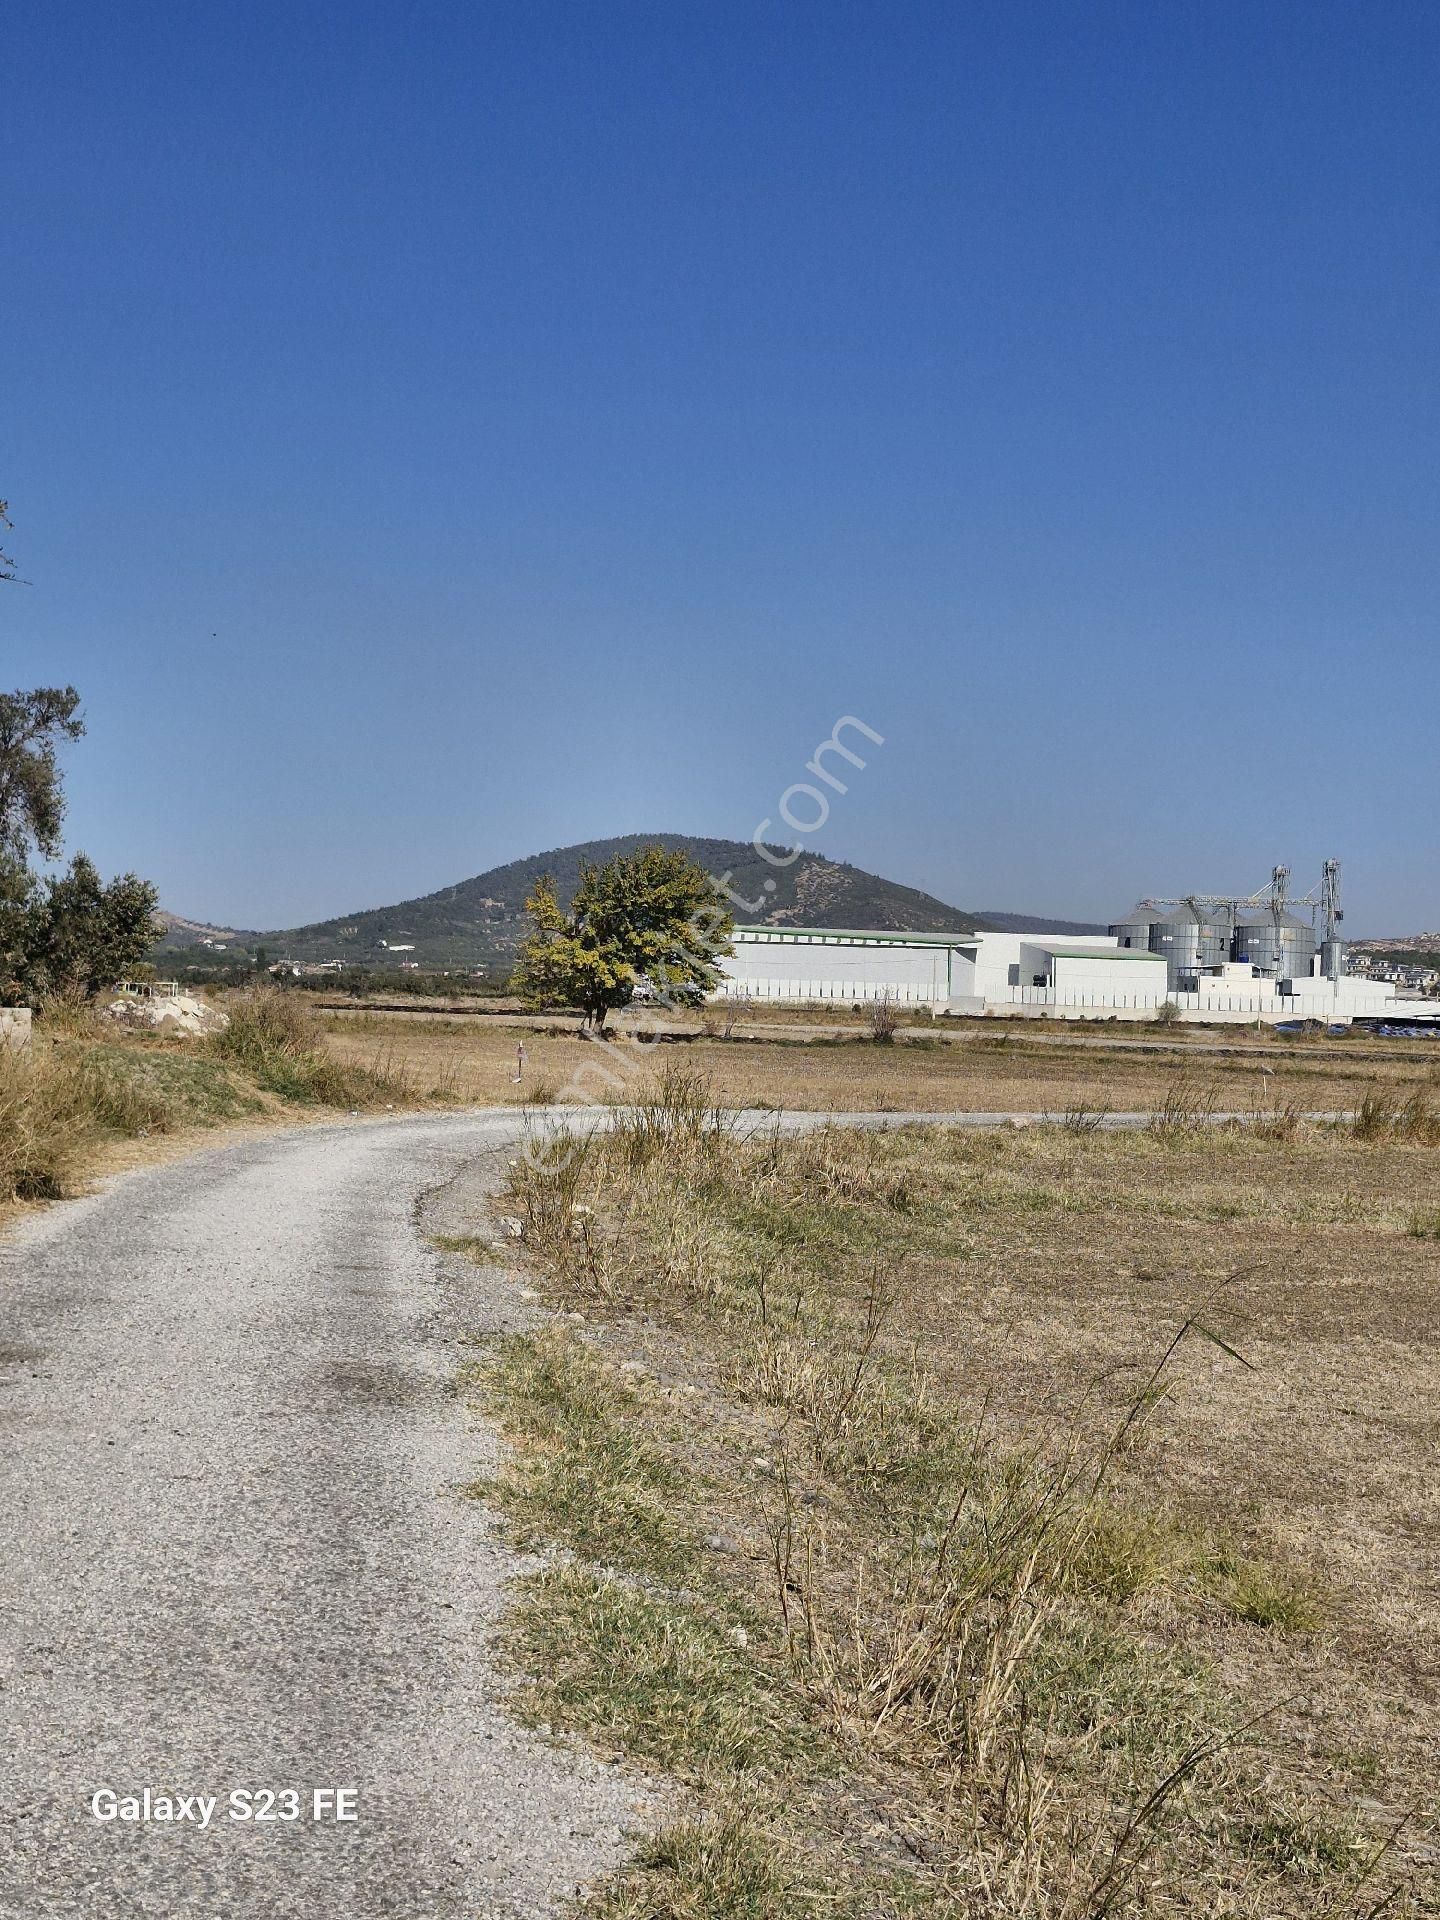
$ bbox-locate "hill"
[1350,932,1440,955]
[155,835,1104,975]
[153,911,254,945]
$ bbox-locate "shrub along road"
[0,1101,1364,1916]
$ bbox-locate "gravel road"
[0,1111,651,1920]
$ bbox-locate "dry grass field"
[456,1070,1440,1916]
[324,1008,1440,1117]
[823,1123,1440,1828]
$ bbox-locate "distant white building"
[716,926,1164,1011]
[715,925,1438,1026]
[719,927,969,1007]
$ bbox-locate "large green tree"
[0,686,158,1002]
[17,856,159,1000]
[513,845,733,1033]
[0,685,85,866]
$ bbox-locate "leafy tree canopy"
[512,844,734,1031]
[0,685,159,1003]
[0,684,84,866]
[10,855,159,1001]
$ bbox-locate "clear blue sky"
[6,1,1437,932]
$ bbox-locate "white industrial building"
[715,924,1439,1026]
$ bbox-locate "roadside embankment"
[0,987,446,1216]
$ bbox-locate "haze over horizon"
[7,3,1438,934]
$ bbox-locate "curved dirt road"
[0,1112,647,1920]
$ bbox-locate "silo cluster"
[1110,898,1320,990]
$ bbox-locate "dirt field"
[853,1123,1440,1842]
[324,1010,1440,1115]
[482,1090,1440,1912]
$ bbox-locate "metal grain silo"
[1279,917,1317,982]
[1109,904,1157,951]
[1232,912,1273,971]
[1149,903,1229,988]
[1234,911,1317,980]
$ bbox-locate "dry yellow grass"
[0,995,428,1227]
[473,1074,1440,1913]
[821,1123,1440,1839]
[323,1009,1440,1115]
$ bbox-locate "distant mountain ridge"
[154,910,249,942]
[1351,932,1440,952]
[154,834,1104,972]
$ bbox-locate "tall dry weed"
[0,1046,93,1200]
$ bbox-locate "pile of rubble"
[99,990,230,1038]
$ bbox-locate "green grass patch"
[1078,1505,1323,1631]
[473,1329,700,1583]
[504,1564,802,1778]
[1026,1613,1218,1786]
[585,1807,862,1920]
[0,1037,260,1202]
[474,1324,832,1886]
[1231,1799,1360,1875]
[1205,1552,1322,1632]
[78,1044,261,1131]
